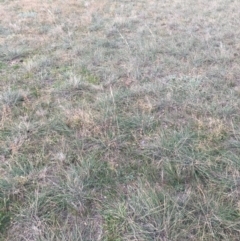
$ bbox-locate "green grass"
[1,0,240,240]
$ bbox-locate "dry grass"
[1,0,240,240]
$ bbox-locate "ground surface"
[0,0,240,240]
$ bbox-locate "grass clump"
[0,195,11,235]
[0,90,25,107]
[1,0,240,240]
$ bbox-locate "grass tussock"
[1,0,240,240]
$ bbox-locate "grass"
[0,0,240,240]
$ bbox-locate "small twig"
[116,28,131,52]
